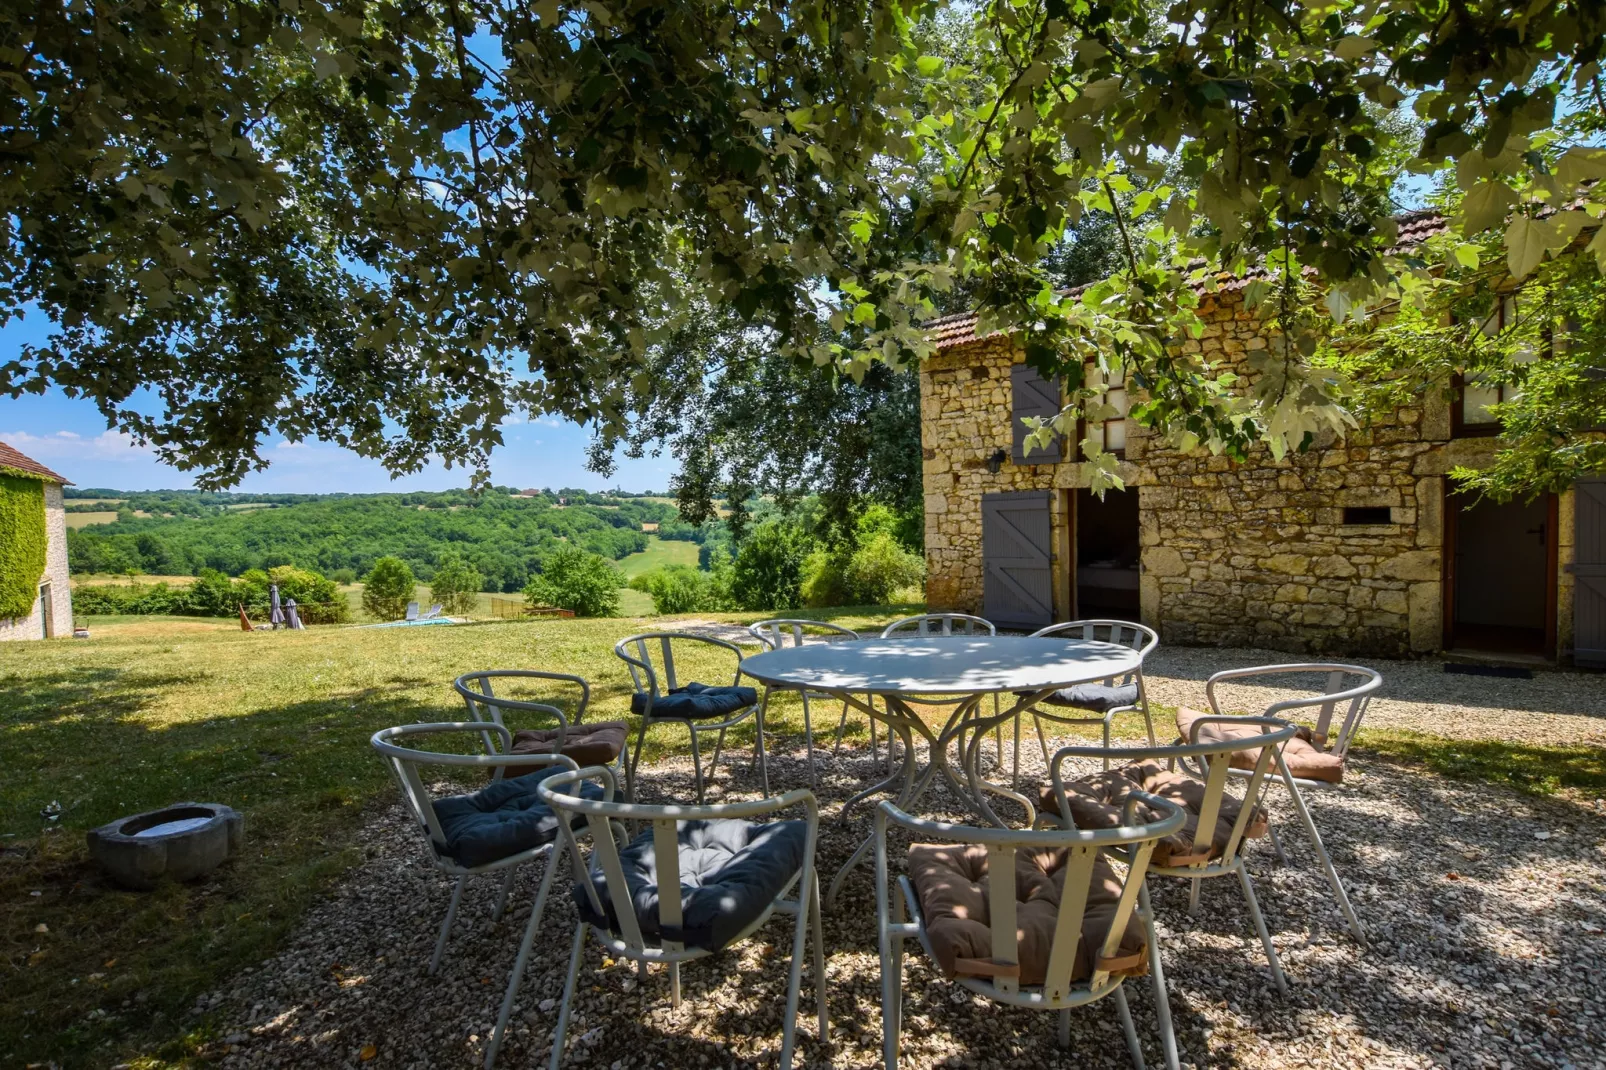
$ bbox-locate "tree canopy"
[4,0,1604,491]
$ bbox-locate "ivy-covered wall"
[0,473,48,619]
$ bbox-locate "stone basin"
[87,803,243,890]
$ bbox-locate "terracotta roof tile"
[929,210,1453,350]
[0,441,69,483]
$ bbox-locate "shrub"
[845,533,926,604]
[524,545,620,617]
[634,564,723,614]
[265,565,349,623]
[800,549,852,608]
[729,520,810,611]
[430,552,483,615]
[362,556,416,621]
[184,568,239,616]
[329,568,357,585]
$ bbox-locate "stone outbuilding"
[919,220,1604,665]
[0,440,74,641]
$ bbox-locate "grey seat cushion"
[631,681,758,720]
[575,818,807,952]
[432,767,604,869]
[1031,682,1139,713]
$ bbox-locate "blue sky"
[0,312,677,494]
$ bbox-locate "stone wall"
[0,481,74,641]
[921,287,1577,658]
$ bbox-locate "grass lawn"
[614,534,700,579]
[63,511,122,530]
[0,606,917,1068]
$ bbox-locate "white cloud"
[274,440,311,450]
[0,429,150,459]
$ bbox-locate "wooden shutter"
[1574,476,1606,668]
[982,491,1054,629]
[1011,364,1063,464]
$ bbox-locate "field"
[64,510,120,529]
[0,608,915,1067]
[613,533,700,579]
[70,573,200,588]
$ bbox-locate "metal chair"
[749,619,871,789]
[1185,662,1384,942]
[880,612,997,637]
[615,631,761,803]
[370,723,582,1068]
[539,766,828,1070]
[454,670,629,787]
[1026,620,1159,767]
[1045,721,1301,1000]
[874,793,1187,1069]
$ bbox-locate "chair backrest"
[1048,718,1299,872]
[1204,663,1382,758]
[540,766,818,956]
[371,722,576,862]
[880,613,996,638]
[1030,619,1157,685]
[614,631,744,699]
[874,794,1184,1001]
[426,603,444,618]
[454,670,591,756]
[405,601,420,620]
[749,618,861,650]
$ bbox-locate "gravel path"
[198,719,1606,1070]
[1139,647,1606,747]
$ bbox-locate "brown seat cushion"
[503,720,630,769]
[1175,707,1344,784]
[1037,760,1267,867]
[907,842,1147,986]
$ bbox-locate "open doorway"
[1444,492,1557,657]
[1073,488,1140,620]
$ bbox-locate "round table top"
[739,635,1140,695]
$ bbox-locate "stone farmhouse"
[0,440,74,641]
[919,212,1606,665]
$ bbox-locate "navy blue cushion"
[631,681,758,720]
[1030,682,1139,713]
[432,767,604,868]
[575,818,807,952]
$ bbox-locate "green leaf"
[916,56,943,76]
[1505,215,1549,279]
[1460,180,1516,235]
[1335,36,1377,61]
[851,302,877,325]
[1451,243,1480,270]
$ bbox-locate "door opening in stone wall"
[1074,488,1140,620]
[38,583,52,639]
[1444,492,1557,657]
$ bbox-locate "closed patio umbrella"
[269,584,285,628]
[285,598,304,630]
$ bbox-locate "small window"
[1454,295,1520,436]
[1083,363,1132,455]
[1343,506,1392,525]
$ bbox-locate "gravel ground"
[1138,647,1606,747]
[200,716,1606,1070]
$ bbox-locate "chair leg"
[1266,821,1289,864]
[882,888,905,1069]
[626,719,653,803]
[755,693,772,796]
[687,724,706,804]
[1187,876,1201,915]
[1113,985,1145,1069]
[811,875,829,1044]
[669,961,681,1008]
[779,876,812,1070]
[1139,885,1180,1070]
[1057,1007,1072,1048]
[1011,713,1022,792]
[1281,772,1366,943]
[492,869,516,923]
[548,921,587,1070]
[710,726,728,774]
[1034,714,1052,767]
[430,876,466,975]
[486,850,561,1068]
[801,692,817,791]
[831,697,853,757]
[1237,865,1289,994]
[1102,716,1113,771]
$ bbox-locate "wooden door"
[1575,477,1606,668]
[982,491,1054,629]
[1010,364,1063,464]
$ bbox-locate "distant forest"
[65,487,718,593]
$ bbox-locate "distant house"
[0,441,73,641]
[641,522,660,533]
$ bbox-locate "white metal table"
[740,635,1141,907]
